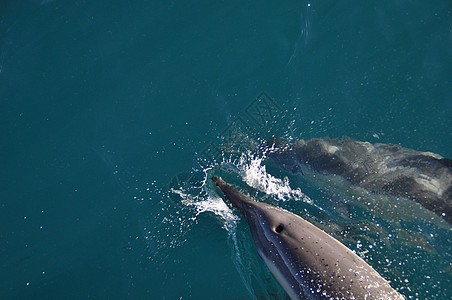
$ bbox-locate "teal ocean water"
[1,1,451,299]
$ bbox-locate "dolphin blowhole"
[275,224,284,233]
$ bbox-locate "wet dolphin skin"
[212,176,405,299]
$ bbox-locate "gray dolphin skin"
[265,137,452,224]
[212,176,405,300]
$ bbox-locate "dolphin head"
[212,176,317,298]
[212,177,291,241]
[212,177,292,237]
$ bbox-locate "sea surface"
[1,1,451,299]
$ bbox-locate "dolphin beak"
[212,177,251,215]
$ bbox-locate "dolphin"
[264,136,452,224]
[212,176,405,299]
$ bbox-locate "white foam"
[171,188,238,230]
[237,153,312,204]
[175,151,312,229]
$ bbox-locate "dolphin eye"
[275,224,284,233]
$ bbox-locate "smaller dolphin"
[264,137,452,224]
[212,176,405,299]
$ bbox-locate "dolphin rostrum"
[212,176,405,299]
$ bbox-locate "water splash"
[237,152,312,203]
[171,188,238,230]
[174,150,313,227]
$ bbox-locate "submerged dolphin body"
[212,176,404,300]
[265,137,452,224]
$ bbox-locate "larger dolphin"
[212,176,405,299]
